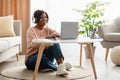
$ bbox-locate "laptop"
[59,21,79,40]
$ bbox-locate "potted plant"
[73,1,110,58]
[73,1,110,38]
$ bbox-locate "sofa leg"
[105,48,109,61]
[16,54,19,61]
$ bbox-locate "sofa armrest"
[13,20,22,36]
[98,25,117,38]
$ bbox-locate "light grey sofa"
[0,20,21,63]
[98,17,120,61]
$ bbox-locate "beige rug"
[1,65,92,80]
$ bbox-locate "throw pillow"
[0,15,16,37]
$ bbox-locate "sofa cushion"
[0,36,21,52]
[104,33,120,42]
[0,15,16,37]
[0,40,8,52]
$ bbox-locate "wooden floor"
[0,42,120,80]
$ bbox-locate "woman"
[25,10,72,76]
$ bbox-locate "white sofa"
[0,20,21,63]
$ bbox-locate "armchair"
[98,17,120,61]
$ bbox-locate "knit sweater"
[25,26,56,61]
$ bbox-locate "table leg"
[80,43,83,66]
[86,43,97,79]
[33,43,45,80]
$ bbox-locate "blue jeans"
[25,43,64,71]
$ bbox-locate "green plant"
[73,1,110,38]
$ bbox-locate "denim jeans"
[25,43,64,71]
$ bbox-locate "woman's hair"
[32,10,49,23]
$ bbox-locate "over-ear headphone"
[34,17,39,23]
[32,10,49,23]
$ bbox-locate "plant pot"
[89,29,96,39]
[84,45,96,58]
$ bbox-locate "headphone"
[34,17,39,23]
[32,10,49,23]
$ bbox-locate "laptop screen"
[60,21,79,39]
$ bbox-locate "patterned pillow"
[0,15,16,37]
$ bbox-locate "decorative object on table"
[110,46,120,65]
[73,1,110,58]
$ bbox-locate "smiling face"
[37,12,48,27]
[33,10,49,29]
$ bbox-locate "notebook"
[58,21,79,40]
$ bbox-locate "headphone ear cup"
[35,18,38,23]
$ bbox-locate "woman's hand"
[46,31,60,38]
[51,32,60,37]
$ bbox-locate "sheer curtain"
[0,0,30,54]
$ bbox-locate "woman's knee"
[47,43,60,50]
[53,43,60,48]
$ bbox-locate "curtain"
[0,0,30,55]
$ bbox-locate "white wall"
[30,0,120,31]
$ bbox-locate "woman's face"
[37,12,48,27]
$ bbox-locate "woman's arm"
[26,28,40,48]
[46,27,60,38]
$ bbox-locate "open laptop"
[58,21,79,40]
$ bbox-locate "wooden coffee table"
[32,38,103,80]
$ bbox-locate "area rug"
[1,65,92,80]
